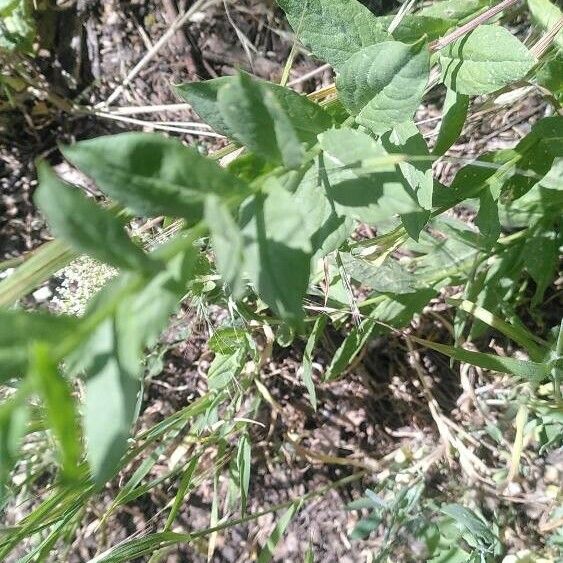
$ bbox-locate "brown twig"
[429,0,521,52]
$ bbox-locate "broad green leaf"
[325,317,377,380]
[537,54,563,104]
[340,253,418,294]
[257,501,301,563]
[377,15,455,42]
[384,122,434,210]
[410,231,478,286]
[174,77,234,136]
[412,336,551,382]
[294,157,353,260]
[240,188,312,323]
[382,122,433,239]
[370,287,436,327]
[301,315,327,410]
[320,127,387,164]
[432,89,469,156]
[420,0,491,21]
[277,0,389,68]
[475,187,501,246]
[29,344,81,481]
[82,317,143,486]
[78,251,198,485]
[237,435,251,513]
[522,229,559,307]
[318,129,421,222]
[205,196,245,297]
[499,116,563,200]
[337,40,430,134]
[177,75,332,143]
[440,26,535,95]
[538,158,563,191]
[218,72,303,168]
[62,133,248,222]
[0,310,78,381]
[217,73,332,168]
[528,0,563,50]
[35,163,154,273]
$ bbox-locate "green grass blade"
[0,239,78,307]
[412,336,550,383]
[257,501,301,563]
[448,298,547,361]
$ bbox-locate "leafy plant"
[0,0,562,560]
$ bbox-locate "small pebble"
[32,286,52,302]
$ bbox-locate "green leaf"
[218,72,302,168]
[325,317,377,381]
[384,122,434,210]
[439,26,535,95]
[177,75,332,143]
[475,187,501,246]
[174,77,234,136]
[528,0,563,50]
[0,394,28,493]
[164,456,200,531]
[208,327,249,355]
[522,229,559,308]
[294,157,353,260]
[81,317,143,486]
[420,0,491,21]
[240,189,312,323]
[411,336,551,383]
[78,251,197,485]
[29,344,81,481]
[370,287,436,327]
[277,0,389,68]
[257,501,301,563]
[0,310,78,381]
[498,116,563,200]
[537,54,563,105]
[217,73,331,168]
[538,158,563,191]
[35,163,154,273]
[205,196,245,297]
[377,15,455,43]
[432,89,469,156]
[0,1,20,15]
[62,133,248,222]
[382,122,434,239]
[337,40,430,135]
[449,298,546,361]
[237,435,251,514]
[340,254,419,294]
[0,0,34,52]
[207,349,245,391]
[301,315,326,410]
[318,129,421,222]
[440,504,499,553]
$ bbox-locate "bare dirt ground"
[1,1,561,561]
